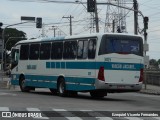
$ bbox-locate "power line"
[8,0,78,4]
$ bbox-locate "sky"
[0,0,160,60]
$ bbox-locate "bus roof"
[16,32,143,45]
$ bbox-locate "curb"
[139,90,160,95]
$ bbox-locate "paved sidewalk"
[139,84,160,95]
[0,70,11,89]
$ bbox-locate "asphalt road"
[0,87,160,120]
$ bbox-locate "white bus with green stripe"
[11,33,144,98]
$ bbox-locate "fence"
[146,70,160,86]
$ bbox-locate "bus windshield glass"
[99,35,143,56]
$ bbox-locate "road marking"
[81,110,113,120]
[53,109,83,120]
[53,109,66,111]
[125,117,142,120]
[0,92,17,96]
[153,117,160,120]
[26,108,49,119]
[80,110,93,111]
[0,107,9,111]
[96,117,114,120]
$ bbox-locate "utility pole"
[62,15,74,35]
[95,0,99,33]
[112,20,115,33]
[143,16,149,90]
[42,23,45,37]
[133,0,138,35]
[52,26,57,37]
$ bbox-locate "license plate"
[117,85,125,89]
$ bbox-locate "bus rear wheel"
[57,78,67,97]
[19,76,30,92]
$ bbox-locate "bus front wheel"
[57,78,67,97]
[19,75,29,92]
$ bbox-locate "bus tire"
[90,91,107,98]
[57,78,67,97]
[19,75,30,92]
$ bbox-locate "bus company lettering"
[112,64,135,70]
[112,64,122,69]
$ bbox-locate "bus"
[10,33,144,98]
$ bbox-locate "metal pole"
[53,27,56,37]
[95,0,99,33]
[70,15,72,35]
[144,28,147,90]
[62,16,74,35]
[42,23,45,37]
[112,20,115,33]
[133,0,138,34]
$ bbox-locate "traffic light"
[36,17,42,28]
[144,16,149,30]
[87,0,95,12]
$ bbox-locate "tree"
[4,28,26,50]
[149,59,158,69]
[157,59,160,68]
[157,59,160,65]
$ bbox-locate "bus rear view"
[96,34,143,93]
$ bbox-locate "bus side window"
[83,41,88,59]
[51,42,63,59]
[63,41,70,59]
[29,44,40,60]
[40,43,51,60]
[77,40,88,59]
[63,41,77,59]
[20,44,29,60]
[15,51,19,62]
[71,41,77,58]
[11,49,19,69]
[77,41,83,58]
[88,39,96,59]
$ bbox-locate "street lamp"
[75,0,87,9]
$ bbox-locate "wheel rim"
[20,79,25,90]
[59,82,64,94]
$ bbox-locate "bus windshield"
[99,35,143,56]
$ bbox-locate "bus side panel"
[65,77,95,91]
[63,60,96,91]
[11,74,19,85]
